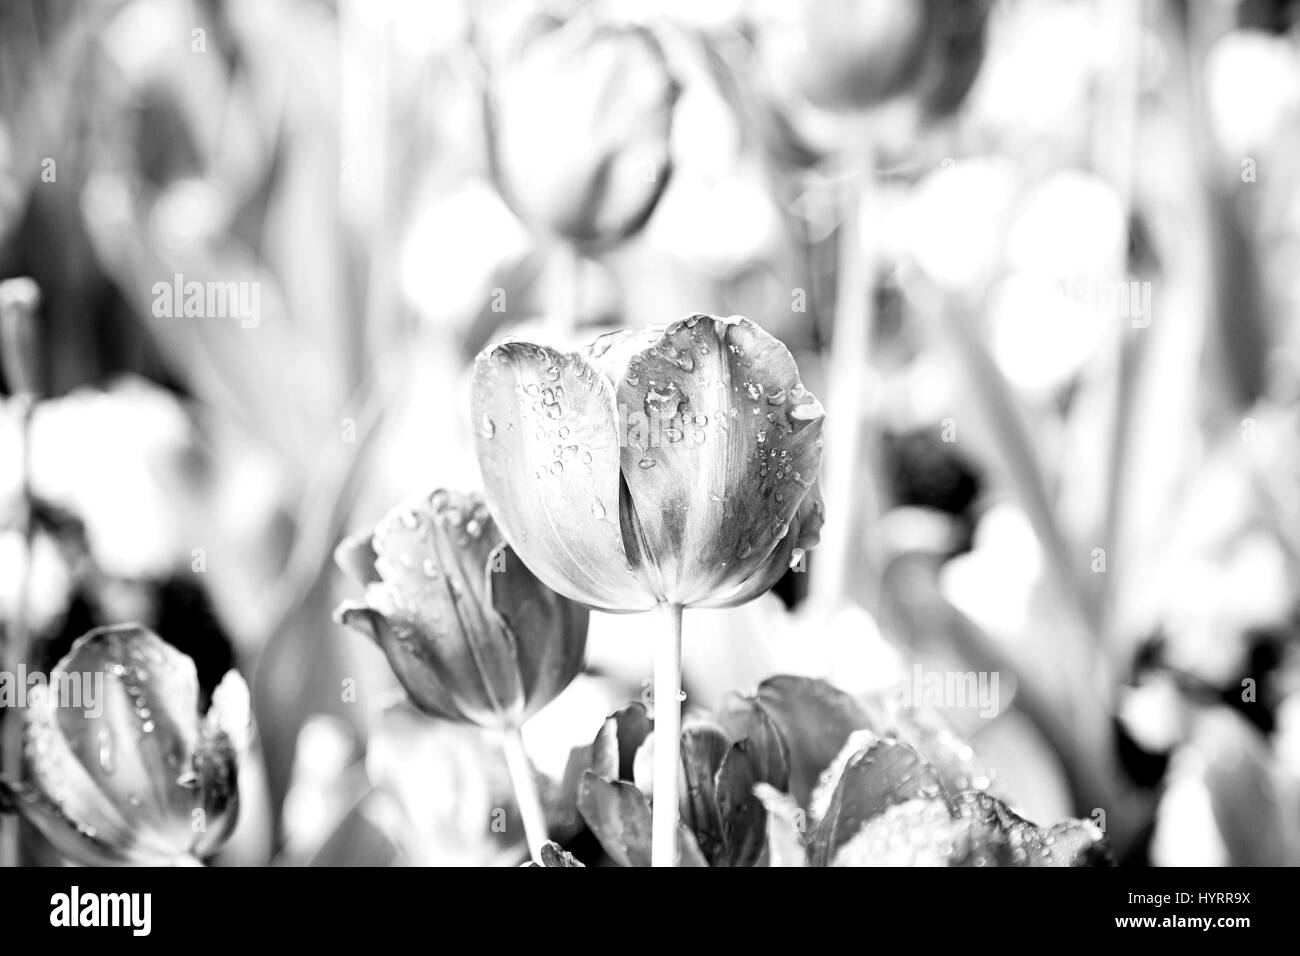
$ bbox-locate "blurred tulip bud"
[911,0,991,121]
[789,0,929,112]
[472,314,825,612]
[333,489,590,728]
[0,276,43,398]
[487,17,679,245]
[0,624,250,866]
[578,701,791,867]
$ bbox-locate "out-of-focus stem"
[812,136,882,614]
[0,278,41,870]
[501,726,547,863]
[545,242,581,344]
[651,602,683,867]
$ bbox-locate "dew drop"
[736,541,754,560]
[638,457,656,469]
[176,770,200,789]
[591,498,607,520]
[524,383,540,397]
[141,720,156,734]
[421,559,440,579]
[97,729,115,774]
[663,427,683,443]
[478,414,496,439]
[767,387,786,405]
[581,450,592,465]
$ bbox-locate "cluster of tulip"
[0,1,1119,868]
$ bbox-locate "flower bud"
[487,18,679,245]
[333,488,589,728]
[0,624,249,865]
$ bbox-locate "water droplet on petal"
[737,541,754,560]
[176,770,200,789]
[478,414,496,439]
[549,461,564,476]
[591,498,607,520]
[638,457,656,469]
[141,720,156,734]
[97,729,115,774]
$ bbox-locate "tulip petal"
[753,783,809,867]
[487,542,589,720]
[695,484,824,609]
[334,529,382,586]
[953,791,1112,867]
[0,777,142,866]
[20,688,139,860]
[473,341,653,611]
[576,771,707,867]
[810,739,944,867]
[678,722,730,865]
[613,315,825,606]
[590,702,652,782]
[714,740,767,867]
[53,625,204,859]
[192,670,250,858]
[334,603,468,723]
[746,675,882,810]
[368,492,526,725]
[715,693,791,791]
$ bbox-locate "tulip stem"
[501,727,548,863]
[651,602,683,867]
[812,133,883,617]
[0,393,33,869]
[545,243,581,343]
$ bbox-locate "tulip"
[472,313,824,865]
[577,702,790,867]
[0,624,249,866]
[486,17,679,247]
[333,488,590,861]
[756,735,1111,867]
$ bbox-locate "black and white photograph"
[0,0,1291,935]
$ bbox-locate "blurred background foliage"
[3,0,1300,866]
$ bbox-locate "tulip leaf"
[810,738,943,867]
[748,676,882,810]
[714,741,767,868]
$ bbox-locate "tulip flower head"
[487,17,679,246]
[472,314,825,613]
[0,624,249,866]
[334,489,590,729]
